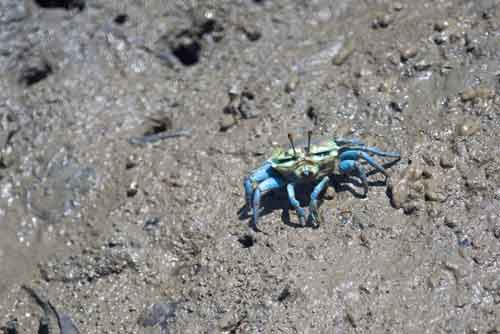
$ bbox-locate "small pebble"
[241,23,262,41]
[460,88,478,102]
[372,13,393,29]
[434,20,449,32]
[439,153,455,168]
[425,190,445,202]
[219,115,237,132]
[400,47,418,61]
[456,119,480,136]
[285,74,300,93]
[461,87,495,102]
[332,38,355,65]
[127,182,138,197]
[125,154,139,169]
[393,2,404,11]
[444,216,458,229]
[414,59,431,71]
[433,34,448,45]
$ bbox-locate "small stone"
[0,146,17,168]
[241,23,262,41]
[444,216,458,229]
[433,33,448,45]
[372,13,393,29]
[387,53,400,65]
[127,182,138,197]
[475,87,495,99]
[465,170,487,192]
[460,88,478,102]
[402,200,424,214]
[285,74,300,93]
[414,59,431,71]
[425,190,445,202]
[125,154,139,169]
[422,168,433,179]
[219,115,237,132]
[332,38,355,65]
[434,20,449,32]
[456,119,480,137]
[439,153,455,168]
[393,2,404,11]
[494,226,500,239]
[400,47,418,61]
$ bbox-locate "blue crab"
[243,132,401,229]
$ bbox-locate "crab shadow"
[238,170,395,230]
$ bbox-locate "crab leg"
[339,146,401,158]
[339,159,369,195]
[252,176,284,229]
[308,176,330,225]
[339,149,397,179]
[244,162,272,206]
[286,184,307,225]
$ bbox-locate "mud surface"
[1,0,500,333]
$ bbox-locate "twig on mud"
[128,128,192,145]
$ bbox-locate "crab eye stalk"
[288,133,297,156]
[306,130,312,155]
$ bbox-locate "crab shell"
[268,139,339,183]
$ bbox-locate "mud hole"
[1,0,500,333]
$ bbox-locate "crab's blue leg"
[244,162,272,206]
[309,176,330,225]
[252,176,284,229]
[339,160,369,196]
[335,138,365,146]
[339,146,400,158]
[340,150,393,178]
[286,184,307,225]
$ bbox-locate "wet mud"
[1,0,500,333]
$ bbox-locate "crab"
[243,131,401,229]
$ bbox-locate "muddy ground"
[1,0,500,333]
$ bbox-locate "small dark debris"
[19,60,53,86]
[389,100,406,112]
[34,0,85,10]
[143,217,161,231]
[238,234,256,248]
[128,129,191,145]
[113,14,128,25]
[240,24,262,41]
[277,286,291,302]
[306,105,318,124]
